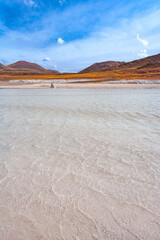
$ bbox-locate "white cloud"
[137,34,149,47]
[24,0,36,7]
[57,37,64,44]
[1,7,160,72]
[138,49,148,58]
[59,0,65,6]
[43,57,51,62]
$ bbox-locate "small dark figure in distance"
[51,82,55,88]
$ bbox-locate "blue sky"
[0,0,160,72]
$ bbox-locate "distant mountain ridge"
[79,61,124,73]
[0,63,7,70]
[114,53,160,71]
[79,53,160,73]
[8,61,49,72]
[1,54,160,80]
[0,61,59,74]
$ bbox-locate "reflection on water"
[0,89,160,240]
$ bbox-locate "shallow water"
[0,89,160,240]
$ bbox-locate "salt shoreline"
[1,82,160,89]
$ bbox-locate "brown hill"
[1,53,160,80]
[115,53,160,71]
[7,61,59,74]
[0,63,8,70]
[79,61,124,73]
[79,53,160,74]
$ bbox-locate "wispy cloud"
[57,38,64,44]
[43,57,51,61]
[59,0,66,6]
[24,0,36,7]
[0,1,160,72]
[138,49,148,58]
[137,34,148,47]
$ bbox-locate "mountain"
[1,53,160,80]
[7,61,59,74]
[0,63,8,70]
[115,53,160,71]
[79,61,124,73]
[79,53,160,74]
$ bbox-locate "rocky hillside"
[0,61,59,74]
[79,61,124,73]
[79,53,160,74]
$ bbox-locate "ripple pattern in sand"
[0,89,160,240]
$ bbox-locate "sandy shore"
[0,82,160,89]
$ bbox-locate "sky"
[0,0,160,72]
